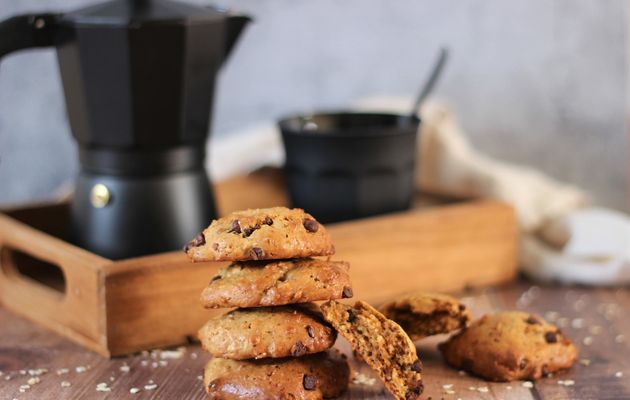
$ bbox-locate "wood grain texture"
[0,282,628,399]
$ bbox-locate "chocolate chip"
[183,233,206,252]
[212,242,219,251]
[542,364,550,376]
[545,331,558,343]
[306,325,315,338]
[242,224,260,238]
[410,359,423,373]
[249,247,264,260]
[347,310,357,323]
[291,342,307,357]
[211,275,221,282]
[462,358,474,371]
[519,358,528,369]
[405,380,423,399]
[302,374,317,390]
[227,220,241,234]
[458,304,467,311]
[303,219,319,232]
[263,216,273,225]
[526,315,541,325]
[342,286,353,298]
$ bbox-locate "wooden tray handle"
[0,245,67,299]
[0,214,111,354]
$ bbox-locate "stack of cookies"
[184,207,353,399]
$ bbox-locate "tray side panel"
[104,253,223,356]
[329,200,518,304]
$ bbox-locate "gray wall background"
[0,0,628,211]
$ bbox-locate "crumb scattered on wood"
[352,372,376,386]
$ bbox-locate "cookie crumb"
[61,381,71,387]
[130,387,141,394]
[615,334,625,343]
[96,382,111,392]
[583,336,593,346]
[588,325,602,335]
[442,384,453,389]
[544,311,559,322]
[27,377,40,385]
[352,372,376,386]
[144,383,158,390]
[75,366,88,373]
[522,381,534,388]
[120,364,130,373]
[579,359,591,366]
[615,371,623,378]
[160,348,185,359]
[570,318,584,329]
[19,384,31,393]
[557,379,575,386]
[56,368,69,375]
[477,386,489,393]
[27,368,47,376]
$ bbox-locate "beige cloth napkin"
[418,102,589,233]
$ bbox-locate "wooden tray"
[0,169,517,357]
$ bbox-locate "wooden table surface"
[1,280,628,400]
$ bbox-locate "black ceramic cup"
[279,112,420,223]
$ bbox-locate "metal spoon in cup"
[409,47,449,119]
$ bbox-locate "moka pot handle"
[0,13,59,60]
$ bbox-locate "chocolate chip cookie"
[198,303,336,360]
[203,350,350,400]
[439,311,578,381]
[320,300,423,400]
[185,207,335,262]
[380,292,471,340]
[201,258,353,309]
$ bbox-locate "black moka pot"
[0,0,251,259]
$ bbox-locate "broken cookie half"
[321,300,423,400]
[380,292,471,340]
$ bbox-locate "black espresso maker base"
[71,169,216,260]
